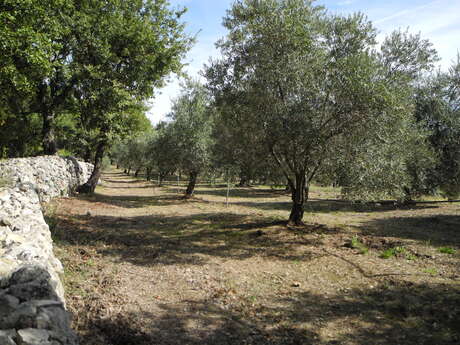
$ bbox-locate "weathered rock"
[0,294,20,311]
[17,328,51,345]
[0,156,92,345]
[0,294,21,327]
[0,329,18,345]
[9,281,55,304]
[6,302,38,329]
[0,258,18,278]
[0,218,12,226]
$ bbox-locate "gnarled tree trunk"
[184,171,198,198]
[77,141,106,194]
[288,173,307,226]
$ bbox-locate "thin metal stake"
[177,173,180,194]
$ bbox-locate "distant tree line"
[113,0,460,225]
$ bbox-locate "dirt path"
[48,170,460,345]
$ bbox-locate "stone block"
[17,328,51,345]
[0,329,18,345]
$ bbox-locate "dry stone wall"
[0,156,93,345]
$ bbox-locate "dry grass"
[48,169,460,345]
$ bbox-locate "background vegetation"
[1,0,459,222]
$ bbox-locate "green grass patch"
[350,235,368,254]
[405,253,417,261]
[423,267,438,275]
[380,246,408,259]
[438,247,456,255]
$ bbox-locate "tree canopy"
[2,0,459,219]
[0,0,193,192]
[167,80,213,197]
[205,0,437,224]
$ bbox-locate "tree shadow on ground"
[103,179,142,184]
[193,187,287,199]
[100,173,441,215]
[189,185,441,214]
[108,184,156,189]
[53,190,458,268]
[78,193,191,209]
[361,214,460,247]
[231,199,438,214]
[76,281,460,345]
[52,212,324,267]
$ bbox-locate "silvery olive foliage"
[205,0,436,223]
[415,57,460,200]
[167,80,214,196]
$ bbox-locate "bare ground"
[47,170,460,345]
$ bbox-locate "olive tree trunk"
[288,173,307,226]
[269,147,315,226]
[158,172,168,187]
[184,171,198,198]
[77,141,106,194]
[238,167,252,187]
[238,175,250,187]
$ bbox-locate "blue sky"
[147,0,460,124]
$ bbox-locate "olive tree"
[335,29,440,202]
[168,80,213,198]
[205,0,422,225]
[147,123,179,185]
[211,102,272,186]
[415,57,460,200]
